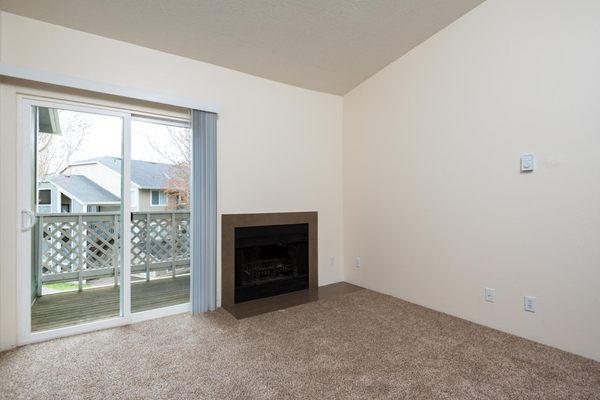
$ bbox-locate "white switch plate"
[524,296,537,312]
[329,256,335,267]
[520,154,535,172]
[354,257,361,268]
[484,287,495,303]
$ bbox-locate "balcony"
[32,211,191,331]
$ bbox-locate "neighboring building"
[38,157,185,213]
[38,175,120,213]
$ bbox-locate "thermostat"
[520,154,535,172]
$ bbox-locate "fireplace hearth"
[222,212,317,314]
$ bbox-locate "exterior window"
[38,189,51,205]
[38,189,52,213]
[88,205,101,213]
[60,193,71,213]
[151,190,167,206]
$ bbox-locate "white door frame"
[17,96,191,346]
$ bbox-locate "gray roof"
[49,175,120,204]
[75,156,174,189]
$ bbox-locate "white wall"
[0,12,344,351]
[343,0,600,361]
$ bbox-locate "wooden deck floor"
[31,275,190,332]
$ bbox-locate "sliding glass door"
[129,118,191,313]
[30,104,125,332]
[21,98,191,339]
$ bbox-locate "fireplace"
[235,223,309,303]
[222,212,317,312]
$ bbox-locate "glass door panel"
[130,118,191,313]
[32,105,124,331]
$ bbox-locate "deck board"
[31,275,190,332]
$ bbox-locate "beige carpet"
[1,288,599,400]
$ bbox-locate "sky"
[40,109,190,175]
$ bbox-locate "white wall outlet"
[354,257,361,268]
[329,256,335,267]
[484,287,495,303]
[520,154,535,172]
[524,296,537,312]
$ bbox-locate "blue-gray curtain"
[191,109,217,313]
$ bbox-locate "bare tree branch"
[143,125,190,165]
[37,111,92,180]
[142,124,191,210]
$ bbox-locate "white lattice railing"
[35,211,190,295]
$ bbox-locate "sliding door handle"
[21,209,36,232]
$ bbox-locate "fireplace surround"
[221,212,318,314]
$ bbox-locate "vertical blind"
[191,109,217,313]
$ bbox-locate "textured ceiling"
[0,0,484,94]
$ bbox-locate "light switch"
[524,296,537,312]
[484,287,495,303]
[520,154,535,172]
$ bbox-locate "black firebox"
[234,223,309,303]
